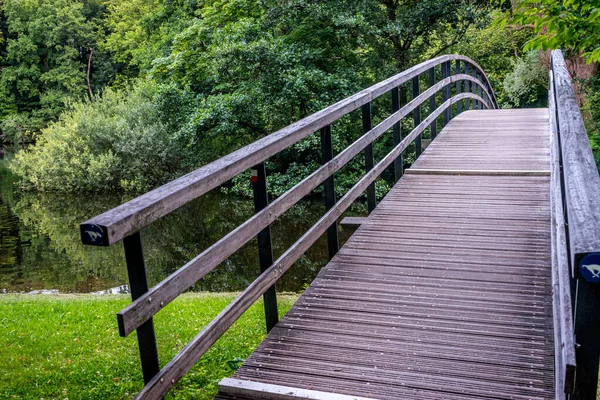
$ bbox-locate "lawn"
[0,293,298,399]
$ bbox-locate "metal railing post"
[122,233,161,384]
[573,280,600,399]
[412,75,422,157]
[251,163,279,332]
[428,68,437,140]
[455,60,462,114]
[391,87,403,183]
[320,125,339,259]
[362,103,376,213]
[476,72,482,109]
[464,64,471,110]
[441,62,450,127]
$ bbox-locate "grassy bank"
[0,293,299,399]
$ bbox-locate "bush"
[10,81,182,192]
[503,50,548,108]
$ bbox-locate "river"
[0,152,356,294]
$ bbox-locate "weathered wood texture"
[219,378,379,400]
[80,56,495,247]
[340,217,368,228]
[549,69,576,397]
[550,50,600,270]
[215,109,555,400]
[411,109,550,172]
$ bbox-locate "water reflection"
[0,157,353,293]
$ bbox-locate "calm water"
[0,154,355,294]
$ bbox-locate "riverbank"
[0,292,299,399]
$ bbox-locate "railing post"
[441,61,450,127]
[320,125,339,259]
[391,87,403,183]
[412,75,422,157]
[455,60,462,115]
[251,163,278,332]
[464,64,471,111]
[426,68,438,142]
[428,68,437,141]
[362,103,376,213]
[122,232,161,385]
[573,279,600,399]
[476,72,482,109]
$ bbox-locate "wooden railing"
[80,54,497,399]
[549,49,600,400]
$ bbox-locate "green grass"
[0,292,298,399]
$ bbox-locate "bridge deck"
[216,109,555,400]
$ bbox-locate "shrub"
[503,51,548,108]
[10,81,182,192]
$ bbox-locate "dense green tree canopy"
[5,0,561,193]
[499,0,600,62]
[0,0,117,142]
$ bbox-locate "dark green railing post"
[441,62,450,127]
[251,163,278,332]
[391,87,403,183]
[464,63,471,110]
[477,72,483,109]
[412,75,422,158]
[428,68,437,140]
[475,71,480,109]
[455,60,462,115]
[122,233,161,385]
[320,125,339,260]
[362,103,376,213]
[574,279,600,399]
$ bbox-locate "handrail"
[79,54,497,399]
[548,59,576,396]
[80,55,496,247]
[135,92,489,400]
[550,50,600,271]
[549,49,600,398]
[116,73,487,338]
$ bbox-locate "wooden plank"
[218,378,378,400]
[340,217,367,227]
[405,168,550,176]
[80,56,495,247]
[115,78,487,338]
[216,110,555,400]
[551,49,600,271]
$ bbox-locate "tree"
[498,0,600,63]
[0,0,115,143]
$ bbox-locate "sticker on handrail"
[81,224,105,246]
[580,253,600,283]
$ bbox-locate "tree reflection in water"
[0,159,354,293]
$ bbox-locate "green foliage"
[497,0,600,63]
[0,0,117,144]
[10,81,182,192]
[449,17,534,106]
[581,73,600,170]
[0,293,298,399]
[4,0,514,197]
[503,51,548,108]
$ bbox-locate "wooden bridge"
[80,51,600,400]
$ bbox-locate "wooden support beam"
[340,217,368,228]
[218,378,378,400]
